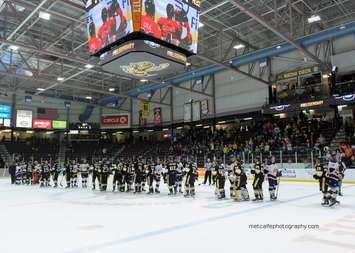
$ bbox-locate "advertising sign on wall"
[101,114,130,129]
[0,104,12,119]
[16,110,33,128]
[52,120,67,129]
[33,119,52,129]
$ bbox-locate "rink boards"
[198,163,355,184]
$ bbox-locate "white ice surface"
[0,177,355,253]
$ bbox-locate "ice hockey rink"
[1,178,354,253]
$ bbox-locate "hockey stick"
[275,176,281,199]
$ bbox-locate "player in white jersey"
[176,161,184,193]
[264,156,282,201]
[325,152,343,207]
[70,161,79,187]
[154,160,163,193]
[80,161,90,188]
[15,162,22,185]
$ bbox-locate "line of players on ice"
[12,151,345,205]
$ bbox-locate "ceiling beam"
[194,54,269,86]
[228,0,328,69]
[0,0,50,49]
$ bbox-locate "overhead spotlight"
[9,45,19,51]
[36,88,45,91]
[276,45,282,49]
[233,44,245,50]
[186,62,191,67]
[109,88,115,92]
[57,76,64,82]
[85,64,94,69]
[140,79,148,83]
[198,22,204,28]
[39,11,51,20]
[85,96,92,100]
[307,15,321,24]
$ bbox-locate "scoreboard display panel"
[86,0,134,55]
[86,0,200,56]
[140,0,200,54]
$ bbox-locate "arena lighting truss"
[0,0,354,109]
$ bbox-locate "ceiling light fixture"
[308,15,321,24]
[39,11,51,20]
[233,44,245,50]
[9,45,19,51]
[85,64,94,69]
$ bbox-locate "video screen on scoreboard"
[86,0,134,55]
[141,0,200,54]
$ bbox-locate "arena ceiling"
[0,0,354,107]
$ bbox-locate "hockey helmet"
[145,0,155,17]
[101,7,108,23]
[166,4,175,19]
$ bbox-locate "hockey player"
[25,161,33,185]
[64,160,72,188]
[88,20,102,54]
[157,4,182,44]
[325,152,343,207]
[32,161,41,185]
[97,7,111,47]
[154,159,163,193]
[174,8,192,49]
[167,157,178,195]
[140,160,147,192]
[112,162,120,192]
[141,0,162,38]
[264,156,282,201]
[227,159,238,198]
[119,161,128,192]
[92,160,102,190]
[70,161,79,188]
[146,159,155,194]
[184,162,198,197]
[40,161,50,187]
[108,0,128,40]
[15,162,22,185]
[125,161,134,192]
[232,166,249,201]
[176,159,184,193]
[50,162,60,188]
[203,158,213,185]
[215,162,226,199]
[251,158,264,201]
[313,157,328,205]
[20,162,27,184]
[100,160,110,191]
[133,160,142,193]
[80,160,90,188]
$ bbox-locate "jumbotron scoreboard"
[86,0,200,80]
